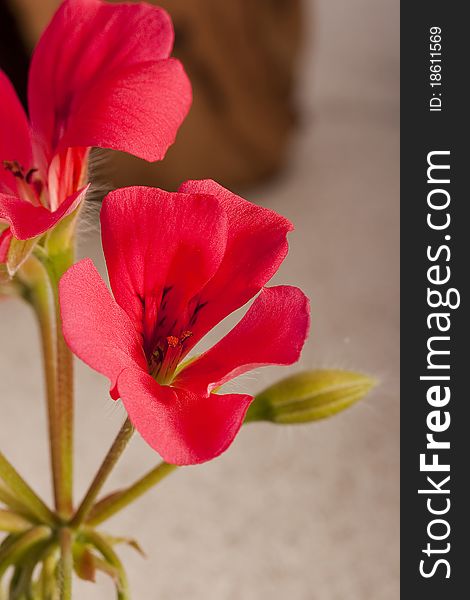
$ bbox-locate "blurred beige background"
[1,0,399,598]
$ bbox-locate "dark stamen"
[180,331,193,344]
[25,168,38,184]
[3,160,25,179]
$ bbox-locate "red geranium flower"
[59,181,310,465]
[0,0,191,264]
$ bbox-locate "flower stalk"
[87,462,177,527]
[23,258,61,514]
[55,310,75,519]
[59,528,73,600]
[71,419,134,528]
[23,249,75,519]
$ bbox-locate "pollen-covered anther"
[180,331,193,343]
[166,332,193,349]
[166,336,179,348]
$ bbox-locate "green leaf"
[245,369,377,424]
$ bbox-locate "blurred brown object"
[5,0,303,190]
[112,0,304,190]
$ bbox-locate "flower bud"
[245,369,376,424]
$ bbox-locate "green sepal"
[0,510,31,534]
[43,196,86,281]
[44,211,77,257]
[0,527,51,580]
[5,237,41,279]
[104,535,146,558]
[76,530,130,599]
[73,543,97,583]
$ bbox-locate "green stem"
[70,419,134,528]
[27,261,62,516]
[49,249,76,520]
[25,251,75,518]
[87,462,177,527]
[0,452,56,527]
[59,529,72,600]
[55,317,74,519]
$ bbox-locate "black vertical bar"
[401,3,468,598]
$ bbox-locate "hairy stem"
[71,419,134,528]
[49,249,76,520]
[25,251,75,518]
[87,462,177,527]
[59,528,73,600]
[55,318,74,519]
[27,261,62,515]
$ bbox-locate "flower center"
[149,330,193,384]
[3,160,45,207]
[139,287,209,386]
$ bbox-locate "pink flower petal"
[101,186,228,358]
[175,286,310,395]
[29,0,191,166]
[178,180,293,349]
[0,186,87,241]
[118,367,252,465]
[59,258,147,397]
[0,70,32,194]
